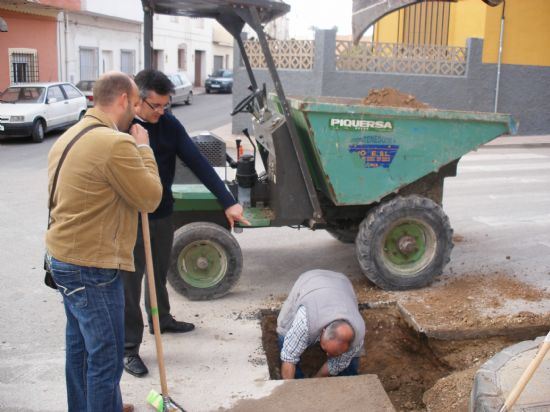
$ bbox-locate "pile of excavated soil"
[260,271,550,411]
[362,87,431,109]
[260,308,524,412]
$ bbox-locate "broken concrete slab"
[215,375,395,412]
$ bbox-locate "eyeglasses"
[143,99,169,112]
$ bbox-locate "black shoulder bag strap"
[47,123,104,228]
[44,123,104,289]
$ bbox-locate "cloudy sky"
[283,0,353,38]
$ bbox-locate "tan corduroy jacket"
[45,108,162,271]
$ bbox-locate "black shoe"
[123,354,148,377]
[149,317,195,334]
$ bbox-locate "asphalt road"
[0,100,549,410]
[171,92,233,134]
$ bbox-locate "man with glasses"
[122,69,249,378]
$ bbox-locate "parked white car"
[0,82,87,143]
[167,72,193,106]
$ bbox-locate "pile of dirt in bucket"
[362,88,431,109]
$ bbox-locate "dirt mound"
[362,88,430,109]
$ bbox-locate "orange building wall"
[0,10,59,90]
[40,0,81,12]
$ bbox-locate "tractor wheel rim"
[382,218,437,276]
[177,240,227,288]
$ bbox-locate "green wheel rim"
[382,218,436,277]
[177,240,228,288]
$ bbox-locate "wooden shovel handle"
[141,212,170,397]
[499,332,550,412]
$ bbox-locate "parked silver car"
[167,72,193,105]
[0,82,87,143]
[76,80,96,107]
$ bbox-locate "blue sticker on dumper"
[349,144,399,168]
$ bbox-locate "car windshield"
[0,87,46,103]
[212,70,232,78]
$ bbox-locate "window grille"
[121,50,135,75]
[399,1,452,46]
[9,49,39,83]
[80,47,99,80]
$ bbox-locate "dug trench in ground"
[259,304,548,412]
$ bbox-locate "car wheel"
[78,111,86,121]
[31,119,45,143]
[185,91,193,105]
[205,88,211,94]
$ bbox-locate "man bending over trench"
[276,269,366,379]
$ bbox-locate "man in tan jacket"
[46,72,162,412]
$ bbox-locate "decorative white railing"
[243,39,314,70]
[335,41,467,76]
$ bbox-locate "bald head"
[93,71,135,107]
[320,319,355,357]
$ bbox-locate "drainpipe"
[494,1,505,113]
[64,12,69,82]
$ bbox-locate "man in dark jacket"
[122,69,249,377]
[277,270,366,379]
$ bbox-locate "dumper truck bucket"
[272,95,517,207]
[352,0,504,44]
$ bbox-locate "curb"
[470,336,549,411]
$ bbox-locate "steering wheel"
[231,84,268,116]
[230,89,260,116]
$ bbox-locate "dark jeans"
[50,256,124,412]
[277,335,359,379]
[122,215,174,355]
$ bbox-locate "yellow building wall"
[483,0,550,66]
[448,0,486,47]
[373,11,401,43]
[373,0,550,67]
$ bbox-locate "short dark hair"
[134,69,175,99]
[93,72,134,106]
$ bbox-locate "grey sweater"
[277,269,365,349]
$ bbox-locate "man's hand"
[129,124,150,146]
[281,362,296,380]
[314,362,330,378]
[224,203,251,228]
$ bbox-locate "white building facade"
[56,1,232,87]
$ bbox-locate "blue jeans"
[50,256,124,412]
[277,335,359,378]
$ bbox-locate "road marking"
[447,176,549,186]
[461,153,548,162]
[459,163,550,173]
[473,214,550,227]
[487,193,550,201]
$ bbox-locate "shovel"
[141,212,186,412]
[498,330,550,412]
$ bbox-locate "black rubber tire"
[185,91,193,105]
[31,119,45,143]
[168,222,243,300]
[205,88,211,94]
[355,195,453,291]
[326,227,358,244]
[78,111,86,121]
